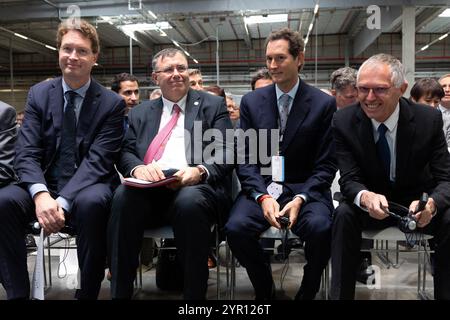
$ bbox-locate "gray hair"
[152,48,187,71]
[188,68,202,77]
[357,53,406,88]
[330,67,357,92]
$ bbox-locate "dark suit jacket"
[14,77,125,201]
[236,80,337,208]
[0,101,17,186]
[118,88,233,206]
[332,97,450,212]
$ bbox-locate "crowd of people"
[0,19,449,301]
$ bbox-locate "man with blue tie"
[107,48,233,300]
[330,53,450,299]
[0,19,125,299]
[224,28,337,300]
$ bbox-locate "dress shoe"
[294,286,316,300]
[255,281,276,300]
[25,234,36,247]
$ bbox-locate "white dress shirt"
[354,103,400,208]
[153,95,189,170]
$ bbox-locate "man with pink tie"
[107,48,233,299]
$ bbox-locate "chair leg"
[216,229,220,300]
[46,237,52,287]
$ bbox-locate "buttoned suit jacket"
[14,76,125,200]
[236,80,337,208]
[118,88,234,214]
[332,97,450,211]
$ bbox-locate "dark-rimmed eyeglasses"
[357,86,392,97]
[155,65,188,75]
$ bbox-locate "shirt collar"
[62,78,90,99]
[161,94,187,113]
[275,77,300,102]
[439,104,450,114]
[371,102,400,132]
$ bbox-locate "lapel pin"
[194,101,199,106]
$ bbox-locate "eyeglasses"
[357,86,392,97]
[60,46,92,57]
[155,65,188,75]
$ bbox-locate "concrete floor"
[0,237,434,300]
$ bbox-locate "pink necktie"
[143,104,181,164]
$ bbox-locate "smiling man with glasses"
[330,53,450,300]
[107,47,233,300]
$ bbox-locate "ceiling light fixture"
[0,26,57,52]
[14,33,28,40]
[118,22,172,33]
[438,8,450,17]
[244,14,288,25]
[418,32,449,53]
[147,10,157,19]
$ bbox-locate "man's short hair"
[56,19,100,54]
[152,48,186,71]
[250,68,272,91]
[111,73,139,93]
[188,68,202,77]
[410,78,444,101]
[330,67,357,92]
[265,28,304,61]
[357,53,406,88]
[439,74,450,82]
[204,85,225,99]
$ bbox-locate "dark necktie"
[376,123,391,179]
[279,94,291,137]
[57,90,77,191]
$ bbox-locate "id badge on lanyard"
[272,154,284,182]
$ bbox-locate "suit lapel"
[355,107,385,179]
[184,89,200,133]
[143,98,164,151]
[77,79,101,144]
[395,98,415,182]
[281,80,310,152]
[49,78,64,137]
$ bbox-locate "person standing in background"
[330,67,358,109]
[188,68,204,90]
[438,74,450,150]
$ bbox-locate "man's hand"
[360,191,389,220]
[261,197,281,228]
[133,163,165,181]
[34,192,65,234]
[278,197,303,229]
[166,166,202,189]
[409,197,436,228]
